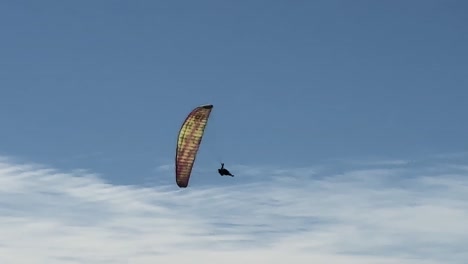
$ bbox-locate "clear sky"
[0,1,467,263]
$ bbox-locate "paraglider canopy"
[175,104,213,188]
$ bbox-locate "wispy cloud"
[0,155,467,263]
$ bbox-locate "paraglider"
[175,104,236,188]
[218,163,234,177]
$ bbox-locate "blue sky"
[0,1,467,263]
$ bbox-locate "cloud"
[0,155,467,263]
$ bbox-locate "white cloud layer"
[0,155,467,263]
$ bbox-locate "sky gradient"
[0,1,467,263]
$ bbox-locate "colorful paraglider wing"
[175,104,213,188]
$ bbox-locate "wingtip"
[201,104,213,109]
